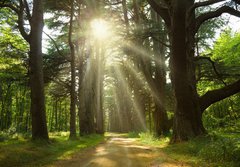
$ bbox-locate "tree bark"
[131,0,147,132]
[151,11,169,136]
[29,0,49,140]
[200,79,240,112]
[80,46,95,135]
[170,0,205,142]
[95,42,104,134]
[69,0,77,138]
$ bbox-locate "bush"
[0,132,7,142]
[198,135,240,164]
[127,131,140,138]
[139,132,170,146]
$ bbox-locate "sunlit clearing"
[91,19,111,40]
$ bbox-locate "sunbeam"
[121,41,167,68]
[122,60,164,107]
[113,65,147,131]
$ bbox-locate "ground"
[48,133,189,167]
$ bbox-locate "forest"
[0,0,240,166]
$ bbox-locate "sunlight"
[91,19,111,40]
[122,41,166,67]
[122,60,165,107]
[113,65,147,131]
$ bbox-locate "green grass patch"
[127,131,140,138]
[0,132,104,167]
[138,132,170,147]
[137,132,240,167]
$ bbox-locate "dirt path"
[49,134,188,167]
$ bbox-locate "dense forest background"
[0,0,240,143]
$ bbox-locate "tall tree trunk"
[50,99,55,132]
[170,0,204,142]
[79,0,100,136]
[95,43,104,134]
[25,93,31,132]
[54,99,58,131]
[19,85,26,132]
[0,84,11,130]
[69,0,77,138]
[80,48,95,135]
[131,0,147,132]
[6,86,12,129]
[148,97,152,133]
[64,100,68,131]
[29,0,48,140]
[151,11,169,136]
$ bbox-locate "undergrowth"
[0,132,104,167]
[136,132,240,167]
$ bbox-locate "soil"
[48,133,189,167]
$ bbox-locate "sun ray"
[123,61,164,106]
[113,64,147,131]
[121,41,167,68]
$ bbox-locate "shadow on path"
[49,133,188,167]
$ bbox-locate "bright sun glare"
[90,19,111,40]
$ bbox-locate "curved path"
[50,134,187,167]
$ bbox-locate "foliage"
[198,29,240,135]
[0,7,30,132]
[212,29,240,69]
[127,131,140,138]
[138,132,170,147]
[197,18,225,51]
[0,26,28,81]
[138,132,240,167]
[198,134,240,165]
[0,8,18,27]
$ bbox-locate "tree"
[0,0,49,140]
[0,17,29,131]
[151,14,169,136]
[68,0,77,139]
[147,0,240,142]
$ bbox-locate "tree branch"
[18,0,30,42]
[0,1,30,42]
[146,0,171,27]
[43,31,65,57]
[196,6,240,32]
[189,0,226,14]
[23,0,32,21]
[195,56,227,84]
[199,79,240,112]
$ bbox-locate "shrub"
[198,135,240,164]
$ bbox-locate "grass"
[136,132,240,167]
[0,132,104,167]
[1,131,239,166]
